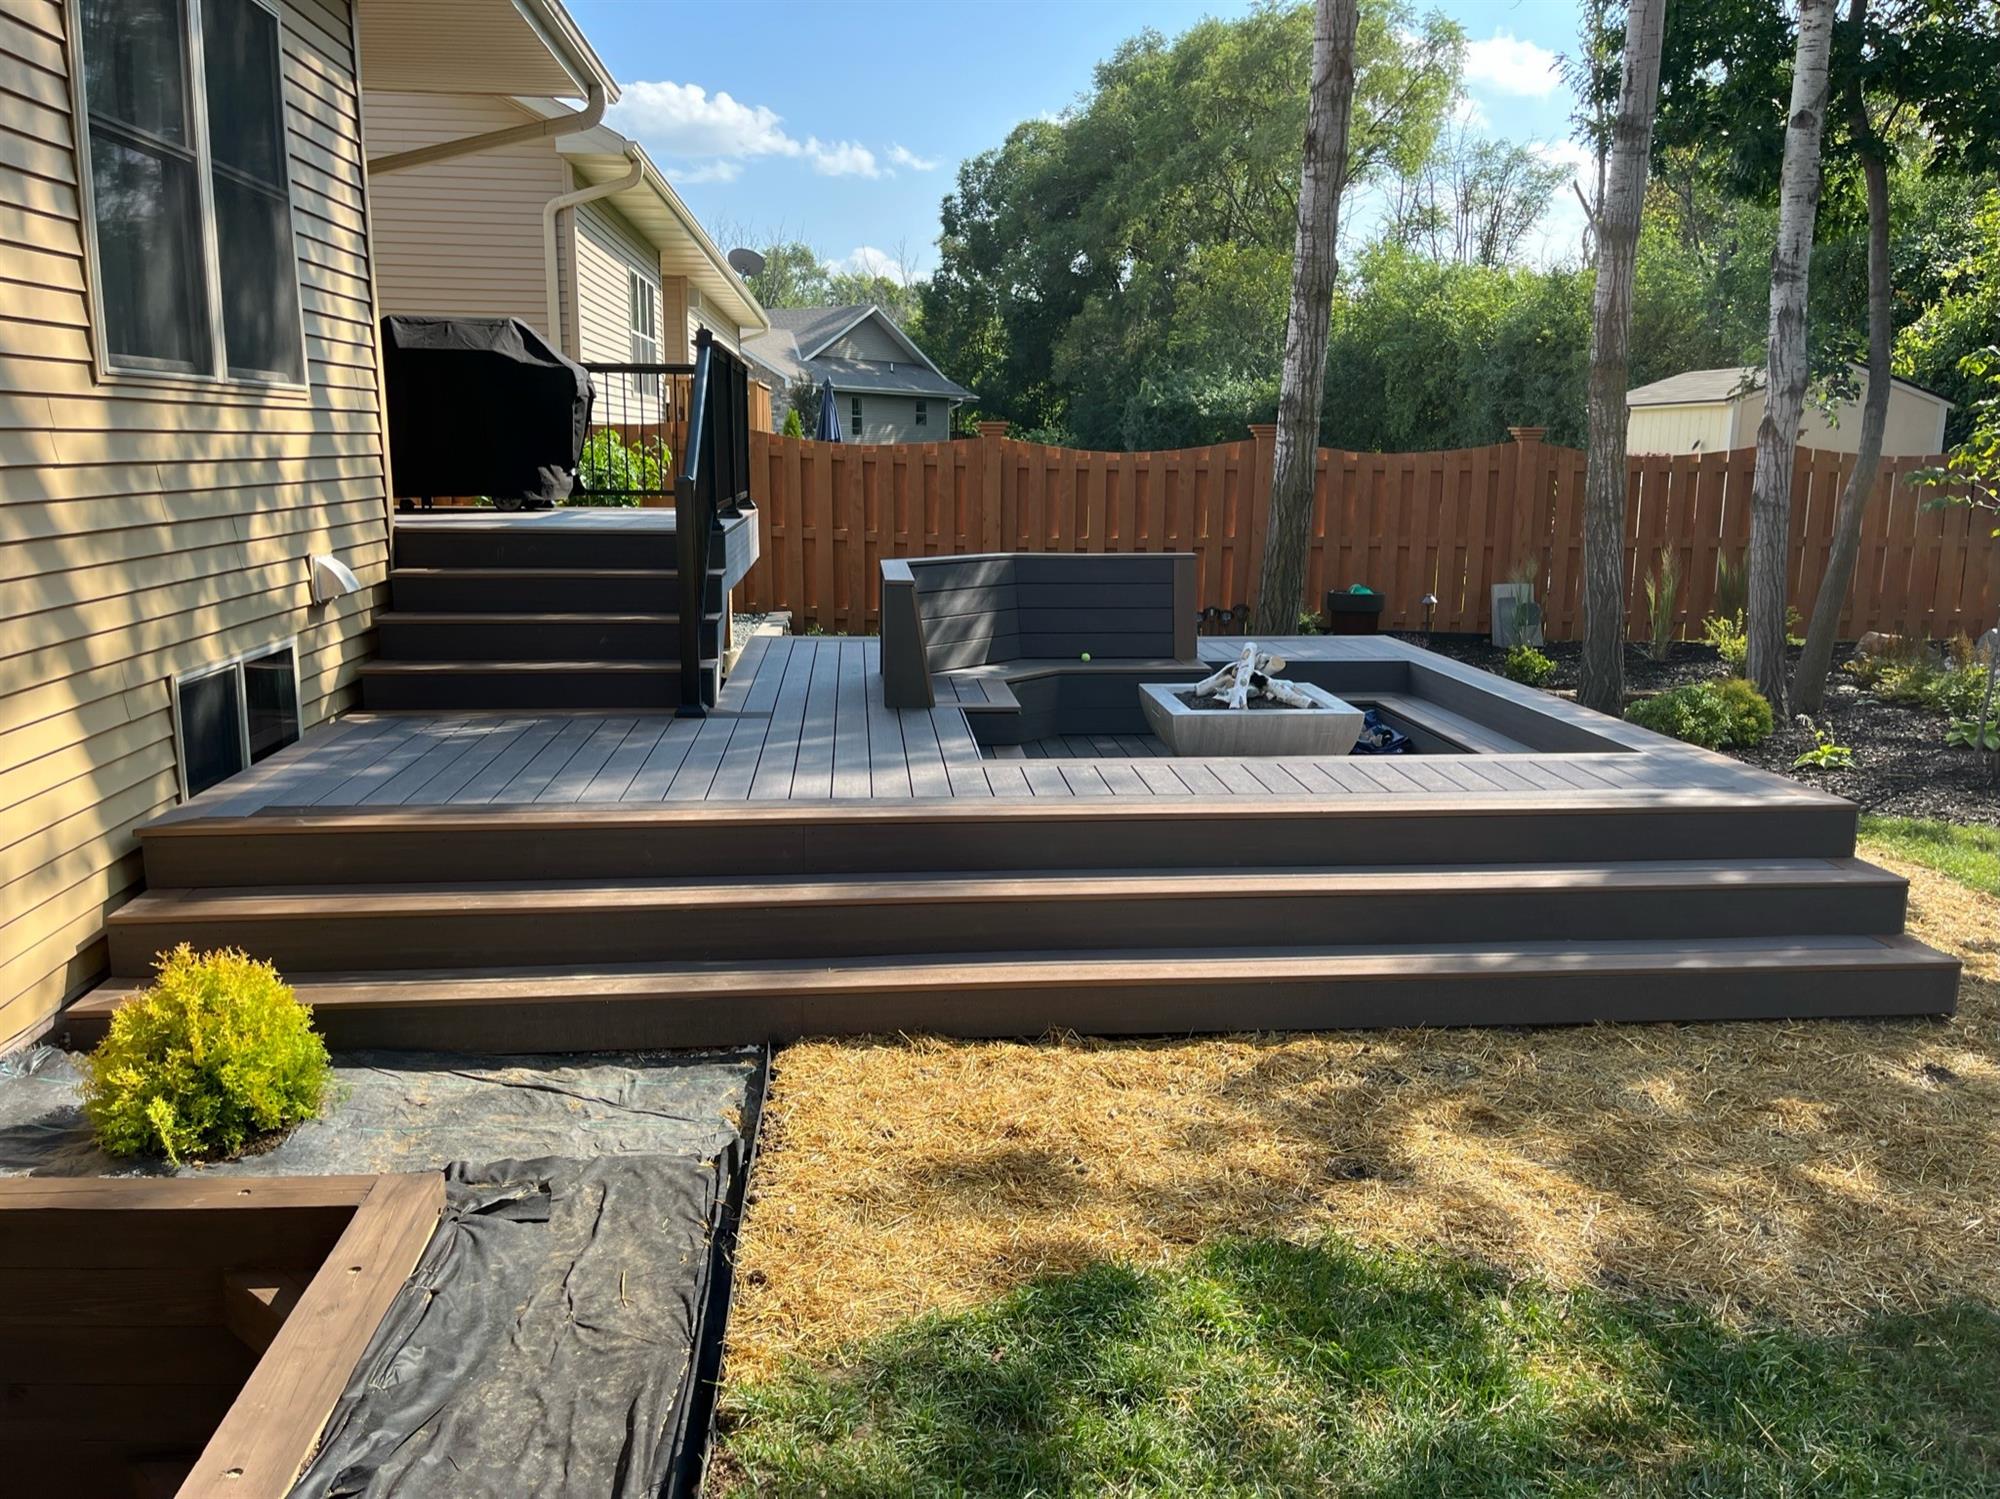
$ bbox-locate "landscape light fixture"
[1421,592,1438,638]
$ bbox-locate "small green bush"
[571,429,668,506]
[1711,675,1774,746]
[1701,612,1748,675]
[1625,679,1772,750]
[1500,645,1555,686]
[83,945,330,1164]
[781,406,806,438]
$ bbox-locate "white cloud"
[1463,31,1562,98]
[1451,94,1490,129]
[674,160,744,185]
[803,138,881,178]
[833,245,904,281]
[608,79,912,184]
[609,81,796,160]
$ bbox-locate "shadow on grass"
[717,1234,2000,1498]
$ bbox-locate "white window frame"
[170,637,302,801]
[850,396,864,440]
[67,0,311,392]
[628,268,661,401]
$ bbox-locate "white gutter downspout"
[368,80,608,176]
[542,145,644,353]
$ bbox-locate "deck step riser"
[390,572,722,614]
[63,957,1959,1053]
[395,530,685,571]
[359,669,686,712]
[138,803,1860,887]
[104,881,1908,976]
[376,618,718,662]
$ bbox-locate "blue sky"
[569,0,1591,281]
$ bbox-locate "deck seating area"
[56,521,1958,1053]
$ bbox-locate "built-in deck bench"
[882,554,1199,740]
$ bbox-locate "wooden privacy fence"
[734,424,1997,642]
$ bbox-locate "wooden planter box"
[0,1173,441,1499]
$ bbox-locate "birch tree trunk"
[1576,0,1668,716]
[1747,0,1837,711]
[1256,0,1359,634]
[1793,0,1888,714]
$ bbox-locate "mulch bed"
[1404,633,1999,826]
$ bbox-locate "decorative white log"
[1191,642,1319,710]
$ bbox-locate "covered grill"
[382,316,593,509]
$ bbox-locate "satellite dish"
[727,247,766,278]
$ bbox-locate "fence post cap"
[1507,426,1548,443]
[976,420,1011,438]
[1247,423,1279,439]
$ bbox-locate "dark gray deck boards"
[150,634,1841,820]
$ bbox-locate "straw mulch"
[725,849,2000,1384]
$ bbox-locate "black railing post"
[675,330,715,716]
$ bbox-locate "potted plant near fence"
[1324,584,1385,635]
[1491,560,1543,648]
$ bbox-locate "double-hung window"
[850,396,863,440]
[628,270,660,399]
[915,399,928,428]
[74,0,306,385]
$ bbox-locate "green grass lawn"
[1861,815,2000,897]
[718,1235,2000,1497]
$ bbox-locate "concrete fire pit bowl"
[1138,681,1365,757]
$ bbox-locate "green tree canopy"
[922,0,1463,448]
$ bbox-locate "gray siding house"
[745,306,973,443]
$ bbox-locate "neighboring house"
[745,306,973,443]
[0,0,615,1048]
[364,95,768,424]
[1626,366,1951,457]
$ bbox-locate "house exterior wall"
[361,91,571,341]
[823,317,908,362]
[687,287,743,357]
[844,391,949,444]
[573,194,666,424]
[0,0,391,1046]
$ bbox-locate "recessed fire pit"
[1139,643,1364,756]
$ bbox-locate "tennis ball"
[1080,651,1092,661]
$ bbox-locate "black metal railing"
[573,361,696,504]
[673,329,755,715]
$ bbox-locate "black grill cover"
[382,316,593,507]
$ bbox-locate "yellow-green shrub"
[82,945,330,1164]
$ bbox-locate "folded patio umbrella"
[815,376,843,442]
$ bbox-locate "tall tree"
[1745,0,1836,710]
[1257,0,1361,631]
[1792,0,1887,713]
[1577,0,1668,717]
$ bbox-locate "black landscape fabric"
[293,1150,738,1499]
[382,315,592,505]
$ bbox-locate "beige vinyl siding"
[1624,402,1737,456]
[362,90,570,340]
[0,0,391,1047]
[574,195,658,364]
[824,317,908,363]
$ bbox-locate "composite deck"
[156,634,1829,814]
[76,629,1957,1052]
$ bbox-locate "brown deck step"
[358,659,699,711]
[104,860,1910,974]
[66,935,1959,1052]
[374,612,719,662]
[389,567,722,614]
[135,794,1861,887]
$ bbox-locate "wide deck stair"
[362,519,723,711]
[68,794,1957,1051]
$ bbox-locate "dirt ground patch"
[724,850,2000,1385]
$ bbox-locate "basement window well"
[174,639,300,798]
